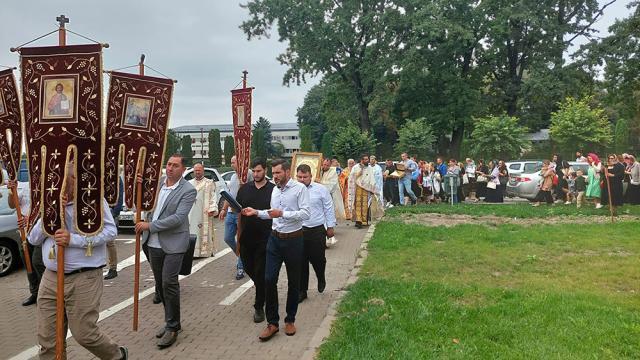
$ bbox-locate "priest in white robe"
[320,158,346,221]
[188,163,218,257]
[348,154,383,228]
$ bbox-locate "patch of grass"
[318,221,640,359]
[386,202,640,218]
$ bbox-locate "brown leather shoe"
[258,324,279,341]
[284,322,296,336]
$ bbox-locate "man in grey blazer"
[135,154,196,349]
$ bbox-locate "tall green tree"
[394,118,436,160]
[253,117,274,156]
[469,115,530,160]
[332,125,377,163]
[320,132,333,159]
[180,135,193,167]
[272,141,285,158]
[296,82,329,151]
[241,0,406,132]
[299,125,314,152]
[224,136,235,165]
[164,129,180,163]
[252,127,268,160]
[208,129,222,167]
[614,118,630,154]
[549,97,612,154]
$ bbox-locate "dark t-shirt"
[236,180,275,242]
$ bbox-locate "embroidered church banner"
[21,44,104,236]
[231,87,253,183]
[0,69,23,184]
[104,71,174,211]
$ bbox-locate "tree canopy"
[549,97,612,155]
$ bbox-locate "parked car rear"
[0,187,23,277]
[506,160,590,200]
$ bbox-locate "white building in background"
[172,122,300,161]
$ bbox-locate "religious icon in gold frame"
[291,151,323,182]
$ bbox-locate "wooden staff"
[8,182,32,274]
[133,55,145,331]
[55,14,69,360]
[604,165,614,223]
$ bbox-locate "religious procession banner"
[0,69,23,184]
[231,87,253,183]
[20,44,104,236]
[103,71,174,211]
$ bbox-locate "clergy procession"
[0,13,385,360]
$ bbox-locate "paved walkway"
[4,220,368,360]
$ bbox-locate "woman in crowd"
[475,159,489,200]
[464,158,477,202]
[532,160,555,206]
[484,160,502,203]
[419,162,434,203]
[457,161,466,202]
[600,154,626,213]
[624,154,640,204]
[497,160,509,201]
[555,160,572,204]
[586,153,603,208]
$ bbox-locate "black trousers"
[265,234,303,325]
[149,247,184,331]
[300,225,326,293]
[240,236,267,310]
[26,244,45,297]
[536,189,554,204]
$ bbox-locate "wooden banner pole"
[9,183,32,274]
[55,14,69,360]
[133,55,145,331]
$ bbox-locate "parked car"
[0,187,23,277]
[182,167,228,211]
[220,171,234,187]
[506,161,590,200]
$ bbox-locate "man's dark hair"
[360,153,369,160]
[251,157,266,169]
[296,164,312,174]
[271,158,290,171]
[168,153,185,166]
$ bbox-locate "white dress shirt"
[303,182,336,228]
[148,179,180,248]
[258,178,310,233]
[28,199,117,273]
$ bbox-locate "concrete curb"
[300,222,378,360]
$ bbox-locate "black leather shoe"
[22,295,37,306]
[157,331,178,348]
[104,269,118,280]
[155,327,166,339]
[119,346,128,360]
[253,308,265,323]
[318,278,326,293]
[153,293,162,304]
[298,291,307,303]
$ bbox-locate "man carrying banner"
[27,163,128,360]
[188,163,218,258]
[219,155,245,280]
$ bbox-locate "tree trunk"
[356,96,371,132]
[450,125,464,159]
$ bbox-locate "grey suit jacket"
[142,177,197,254]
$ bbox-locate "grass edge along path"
[317,220,640,360]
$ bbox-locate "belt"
[271,229,303,239]
[65,266,104,276]
[302,225,325,231]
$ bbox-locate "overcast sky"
[0,1,633,128]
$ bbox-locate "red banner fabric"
[231,87,253,183]
[21,44,104,236]
[0,69,22,183]
[104,71,174,211]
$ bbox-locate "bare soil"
[396,213,640,227]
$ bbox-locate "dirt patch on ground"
[395,213,640,227]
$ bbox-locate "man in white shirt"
[296,164,335,303]
[242,158,310,341]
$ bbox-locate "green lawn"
[318,220,640,359]
[387,202,640,218]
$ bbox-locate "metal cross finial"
[56,15,69,28]
[242,70,248,89]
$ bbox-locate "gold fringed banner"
[231,87,253,183]
[0,69,23,183]
[21,44,104,236]
[104,71,174,211]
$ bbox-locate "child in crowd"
[565,171,576,204]
[574,168,587,208]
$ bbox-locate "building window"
[191,138,196,144]
[192,150,196,156]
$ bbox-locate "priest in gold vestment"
[348,155,382,228]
